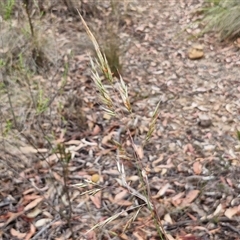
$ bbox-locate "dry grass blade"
[79,13,116,116]
[145,100,161,143]
[116,153,153,209]
[86,211,124,234]
[78,10,113,82]
[90,62,113,108]
[118,76,132,113]
[86,204,145,234]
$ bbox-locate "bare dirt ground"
[1,0,240,239]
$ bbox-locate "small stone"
[198,114,212,128]
[169,142,176,152]
[225,57,232,63]
[188,44,204,60]
[204,145,215,151]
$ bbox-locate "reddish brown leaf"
[193,161,202,175]
[90,191,102,209]
[10,228,26,239]
[25,224,36,240]
[181,190,199,207]
[24,197,44,212]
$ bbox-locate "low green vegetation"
[0,0,15,20]
[200,0,240,40]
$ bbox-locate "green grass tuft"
[201,0,240,40]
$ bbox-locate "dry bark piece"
[188,44,204,60]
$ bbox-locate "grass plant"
[200,0,240,40]
[79,12,168,240]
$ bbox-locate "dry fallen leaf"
[4,211,24,227]
[92,124,102,135]
[26,208,42,218]
[181,190,199,206]
[24,197,44,212]
[22,194,42,203]
[114,189,129,202]
[10,228,26,239]
[52,171,64,184]
[166,234,176,240]
[164,213,173,224]
[35,218,52,228]
[114,200,132,206]
[90,191,102,209]
[226,178,233,187]
[133,143,144,159]
[171,192,185,206]
[25,224,36,240]
[193,161,202,175]
[179,235,202,240]
[102,131,115,145]
[133,231,145,240]
[119,233,129,240]
[213,203,223,217]
[152,183,171,198]
[20,146,48,154]
[183,143,195,154]
[127,175,140,181]
[224,206,240,219]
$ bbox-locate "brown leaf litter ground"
[1,0,240,239]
